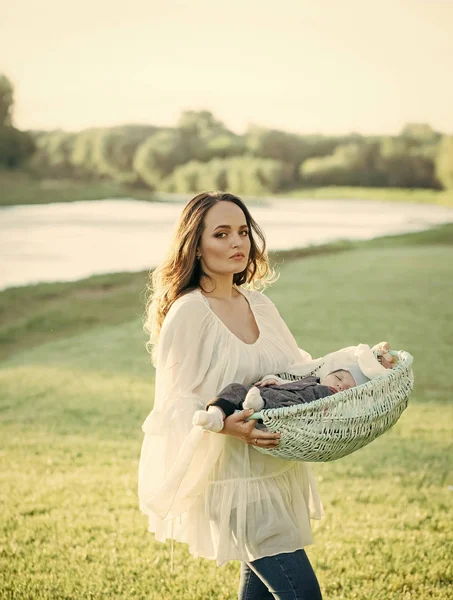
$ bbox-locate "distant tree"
[205,133,245,160]
[0,75,14,127]
[247,126,305,163]
[300,141,383,186]
[162,158,229,193]
[70,129,100,177]
[435,136,453,189]
[91,126,157,184]
[301,135,439,189]
[246,126,343,187]
[0,75,36,168]
[28,130,76,175]
[161,160,202,193]
[377,137,412,186]
[198,158,229,190]
[161,156,284,195]
[133,130,186,189]
[401,123,440,144]
[0,126,35,168]
[6,98,445,191]
[175,110,244,162]
[177,110,226,141]
[377,136,438,188]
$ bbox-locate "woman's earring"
[196,252,201,260]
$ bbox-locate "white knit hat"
[320,344,389,387]
[334,362,369,386]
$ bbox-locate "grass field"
[1,228,453,599]
[0,171,158,207]
[1,170,453,207]
[282,185,453,207]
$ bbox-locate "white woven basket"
[250,350,414,462]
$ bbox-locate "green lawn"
[1,170,452,207]
[282,185,453,207]
[1,231,452,599]
[0,171,158,207]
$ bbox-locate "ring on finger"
[254,438,258,444]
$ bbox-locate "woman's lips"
[230,254,245,260]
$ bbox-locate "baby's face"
[321,370,356,393]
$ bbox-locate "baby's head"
[319,343,392,395]
[320,369,357,393]
[320,362,369,394]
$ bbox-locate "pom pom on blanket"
[372,341,399,368]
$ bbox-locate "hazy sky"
[2,0,452,135]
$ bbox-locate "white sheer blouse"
[138,286,323,566]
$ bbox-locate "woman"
[138,191,323,599]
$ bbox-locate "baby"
[192,342,396,433]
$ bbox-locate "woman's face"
[198,201,251,278]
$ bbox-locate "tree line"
[1,74,452,193]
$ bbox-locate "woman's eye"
[215,230,248,238]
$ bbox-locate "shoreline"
[1,222,452,294]
[1,171,452,208]
[1,222,451,361]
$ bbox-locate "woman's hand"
[254,378,279,387]
[220,408,280,448]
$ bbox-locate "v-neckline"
[198,287,261,347]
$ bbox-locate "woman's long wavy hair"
[144,191,276,361]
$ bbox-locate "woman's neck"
[199,274,237,300]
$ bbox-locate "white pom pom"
[192,410,210,427]
[243,387,264,411]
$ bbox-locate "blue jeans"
[238,549,323,600]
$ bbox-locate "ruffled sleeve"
[138,295,225,520]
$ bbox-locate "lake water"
[1,197,453,290]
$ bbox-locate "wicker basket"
[250,350,414,462]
